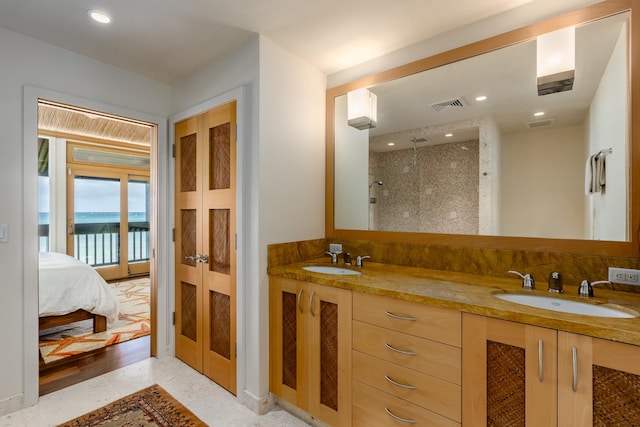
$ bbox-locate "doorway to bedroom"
[36,99,156,395]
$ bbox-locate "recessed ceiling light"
[445,133,453,138]
[475,95,487,101]
[88,10,112,24]
[534,111,545,117]
[387,142,395,146]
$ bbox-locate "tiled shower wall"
[370,139,479,234]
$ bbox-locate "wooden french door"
[174,101,237,394]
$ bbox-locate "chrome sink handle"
[356,255,370,267]
[508,270,535,289]
[578,280,610,297]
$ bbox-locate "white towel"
[585,153,606,195]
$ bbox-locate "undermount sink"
[302,265,361,275]
[494,292,637,318]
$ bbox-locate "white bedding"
[39,252,119,323]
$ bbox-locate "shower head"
[369,180,383,188]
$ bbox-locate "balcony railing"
[38,222,150,267]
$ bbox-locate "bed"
[39,252,119,333]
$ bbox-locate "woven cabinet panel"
[487,340,525,427]
[181,282,197,341]
[180,133,197,192]
[282,292,298,390]
[209,122,231,190]
[593,365,640,426]
[181,209,197,267]
[320,300,338,411]
[210,209,230,275]
[209,290,231,360]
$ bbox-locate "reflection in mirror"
[334,12,629,241]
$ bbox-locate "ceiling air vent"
[526,117,557,129]
[430,98,466,112]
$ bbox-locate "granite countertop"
[268,258,640,346]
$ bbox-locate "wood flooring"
[39,335,150,396]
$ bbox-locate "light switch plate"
[0,224,8,243]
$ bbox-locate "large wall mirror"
[326,0,639,257]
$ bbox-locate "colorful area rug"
[58,384,206,426]
[39,277,150,364]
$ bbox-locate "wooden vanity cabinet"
[462,313,557,427]
[352,292,462,426]
[557,331,640,426]
[269,276,352,426]
[463,313,640,427]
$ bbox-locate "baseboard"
[274,397,332,427]
[0,393,24,418]
[238,389,276,415]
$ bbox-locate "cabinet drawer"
[353,350,461,422]
[353,380,460,427]
[353,292,461,347]
[353,320,461,384]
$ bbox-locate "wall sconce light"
[536,26,575,96]
[347,88,377,130]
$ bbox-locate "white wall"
[169,34,325,407]
[258,35,326,398]
[0,27,170,413]
[501,125,585,239]
[327,0,599,88]
[334,94,370,230]
[586,23,628,241]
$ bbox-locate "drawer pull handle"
[385,343,417,356]
[385,311,417,321]
[384,407,416,424]
[385,375,416,389]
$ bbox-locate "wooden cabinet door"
[269,277,308,409]
[307,282,352,427]
[558,332,640,426]
[462,313,557,427]
[269,277,352,427]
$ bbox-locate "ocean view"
[39,212,148,224]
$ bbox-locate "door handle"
[67,224,74,235]
[184,254,209,263]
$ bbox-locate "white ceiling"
[0,0,537,83]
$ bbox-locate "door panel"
[202,104,236,394]
[67,171,126,280]
[175,116,204,372]
[174,101,237,394]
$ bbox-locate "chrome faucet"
[508,270,535,289]
[343,252,352,266]
[548,271,563,293]
[578,280,611,297]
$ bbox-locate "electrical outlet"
[608,267,640,285]
[329,243,343,253]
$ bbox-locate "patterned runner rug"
[39,277,150,364]
[57,384,206,426]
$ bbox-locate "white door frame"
[168,86,247,400]
[22,86,169,406]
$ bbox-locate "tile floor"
[0,357,310,427]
